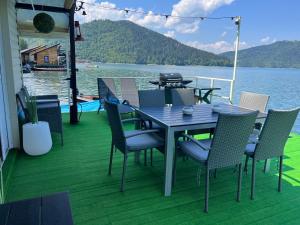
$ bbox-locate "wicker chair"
[105,100,164,192]
[97,78,134,115]
[120,78,139,107]
[239,91,270,112]
[178,111,258,212]
[16,87,63,146]
[170,88,196,106]
[244,108,300,199]
[138,89,166,165]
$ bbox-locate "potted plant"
[33,13,55,34]
[22,95,52,156]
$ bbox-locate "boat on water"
[31,66,67,72]
[22,64,31,73]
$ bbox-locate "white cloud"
[185,40,249,54]
[260,36,270,43]
[260,36,277,44]
[221,31,227,37]
[76,0,235,34]
[164,31,176,39]
[165,0,235,33]
[76,1,125,23]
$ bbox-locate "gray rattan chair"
[138,89,166,165]
[120,78,139,107]
[239,91,270,112]
[170,88,196,106]
[170,88,211,137]
[244,108,299,200]
[138,89,166,107]
[97,78,134,115]
[16,87,64,146]
[239,91,269,130]
[178,111,258,212]
[105,100,164,192]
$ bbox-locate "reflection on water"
[23,63,300,133]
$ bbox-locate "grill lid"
[159,73,183,83]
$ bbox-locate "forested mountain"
[221,41,300,68]
[75,20,232,66]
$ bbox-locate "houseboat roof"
[34,44,60,54]
[20,45,46,54]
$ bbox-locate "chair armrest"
[182,134,211,151]
[34,95,58,100]
[36,99,60,108]
[125,129,160,138]
[121,118,142,123]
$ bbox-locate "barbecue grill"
[149,73,193,88]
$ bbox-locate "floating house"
[20,45,46,65]
[35,44,60,65]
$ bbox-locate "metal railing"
[186,76,234,103]
[99,75,234,104]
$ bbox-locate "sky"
[75,0,300,54]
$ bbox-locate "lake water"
[23,63,300,133]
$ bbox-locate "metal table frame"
[136,104,266,196]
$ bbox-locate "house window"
[44,56,49,63]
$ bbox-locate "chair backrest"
[138,89,165,107]
[239,91,269,112]
[97,78,118,100]
[170,88,196,106]
[120,78,139,107]
[104,100,126,151]
[254,108,299,160]
[208,111,258,169]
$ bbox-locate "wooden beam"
[15,2,70,13]
[69,4,79,124]
[64,0,74,10]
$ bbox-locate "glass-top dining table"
[135,103,267,196]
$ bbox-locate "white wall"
[0,0,23,149]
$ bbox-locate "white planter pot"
[23,121,52,156]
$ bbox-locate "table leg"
[264,159,270,173]
[134,152,140,164]
[164,127,175,196]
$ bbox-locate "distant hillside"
[76,20,232,66]
[221,41,300,68]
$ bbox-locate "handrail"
[98,76,153,79]
[186,76,233,82]
[97,75,233,103]
[185,75,233,103]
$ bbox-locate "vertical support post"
[210,79,215,103]
[229,16,241,103]
[69,4,78,124]
[0,166,3,203]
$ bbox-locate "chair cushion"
[198,139,212,149]
[245,143,256,156]
[118,104,134,114]
[248,128,260,144]
[144,121,163,130]
[179,141,209,162]
[125,131,164,151]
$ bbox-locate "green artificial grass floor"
[5,112,300,225]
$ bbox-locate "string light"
[76,1,240,22]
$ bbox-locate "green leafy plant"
[33,13,55,34]
[25,95,38,124]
